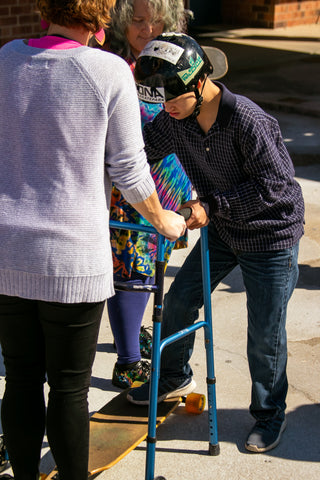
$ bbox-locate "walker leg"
[200,227,220,454]
[145,246,165,480]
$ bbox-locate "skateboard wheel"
[154,477,166,480]
[185,393,206,414]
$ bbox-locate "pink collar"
[28,36,83,50]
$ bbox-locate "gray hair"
[107,0,192,58]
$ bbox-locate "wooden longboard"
[88,388,180,475]
[44,388,181,479]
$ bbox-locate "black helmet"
[134,33,213,104]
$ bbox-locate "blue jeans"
[161,222,299,421]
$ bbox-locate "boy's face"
[164,92,197,120]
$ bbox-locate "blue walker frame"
[110,220,220,480]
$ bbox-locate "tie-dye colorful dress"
[109,58,192,279]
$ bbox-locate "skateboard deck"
[88,388,181,475]
[201,46,228,80]
[43,387,182,479]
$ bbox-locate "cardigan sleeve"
[103,58,155,204]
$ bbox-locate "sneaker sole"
[127,379,197,406]
[245,417,287,453]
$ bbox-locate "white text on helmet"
[136,85,165,103]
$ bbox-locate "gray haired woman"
[102,0,194,390]
[106,0,192,58]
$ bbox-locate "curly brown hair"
[36,0,116,33]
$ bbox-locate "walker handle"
[178,207,192,221]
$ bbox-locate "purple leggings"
[107,272,153,364]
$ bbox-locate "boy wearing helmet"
[128,33,305,454]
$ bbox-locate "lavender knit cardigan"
[0,40,155,303]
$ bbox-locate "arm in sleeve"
[143,110,175,165]
[202,115,296,222]
[104,61,155,205]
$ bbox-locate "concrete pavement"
[194,24,320,118]
[0,24,319,480]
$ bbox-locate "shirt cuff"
[199,194,218,218]
[199,200,210,217]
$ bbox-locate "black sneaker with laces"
[112,360,150,389]
[139,325,152,359]
[245,415,287,453]
[127,376,196,405]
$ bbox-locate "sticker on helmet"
[140,40,184,65]
[136,84,165,103]
[177,53,204,84]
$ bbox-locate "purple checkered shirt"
[143,82,304,252]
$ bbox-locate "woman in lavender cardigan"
[0,1,185,479]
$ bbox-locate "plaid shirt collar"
[181,82,236,134]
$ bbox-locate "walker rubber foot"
[209,443,220,456]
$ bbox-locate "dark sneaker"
[112,360,150,389]
[139,326,152,359]
[0,435,8,473]
[112,326,152,359]
[245,416,287,453]
[127,377,196,405]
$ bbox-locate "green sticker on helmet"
[177,53,204,85]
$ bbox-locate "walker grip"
[178,207,192,221]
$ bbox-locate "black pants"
[0,295,105,480]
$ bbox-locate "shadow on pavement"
[155,404,320,462]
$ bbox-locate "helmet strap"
[189,76,207,119]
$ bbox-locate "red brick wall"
[0,0,41,47]
[1,0,319,43]
[274,0,320,27]
[221,0,320,28]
